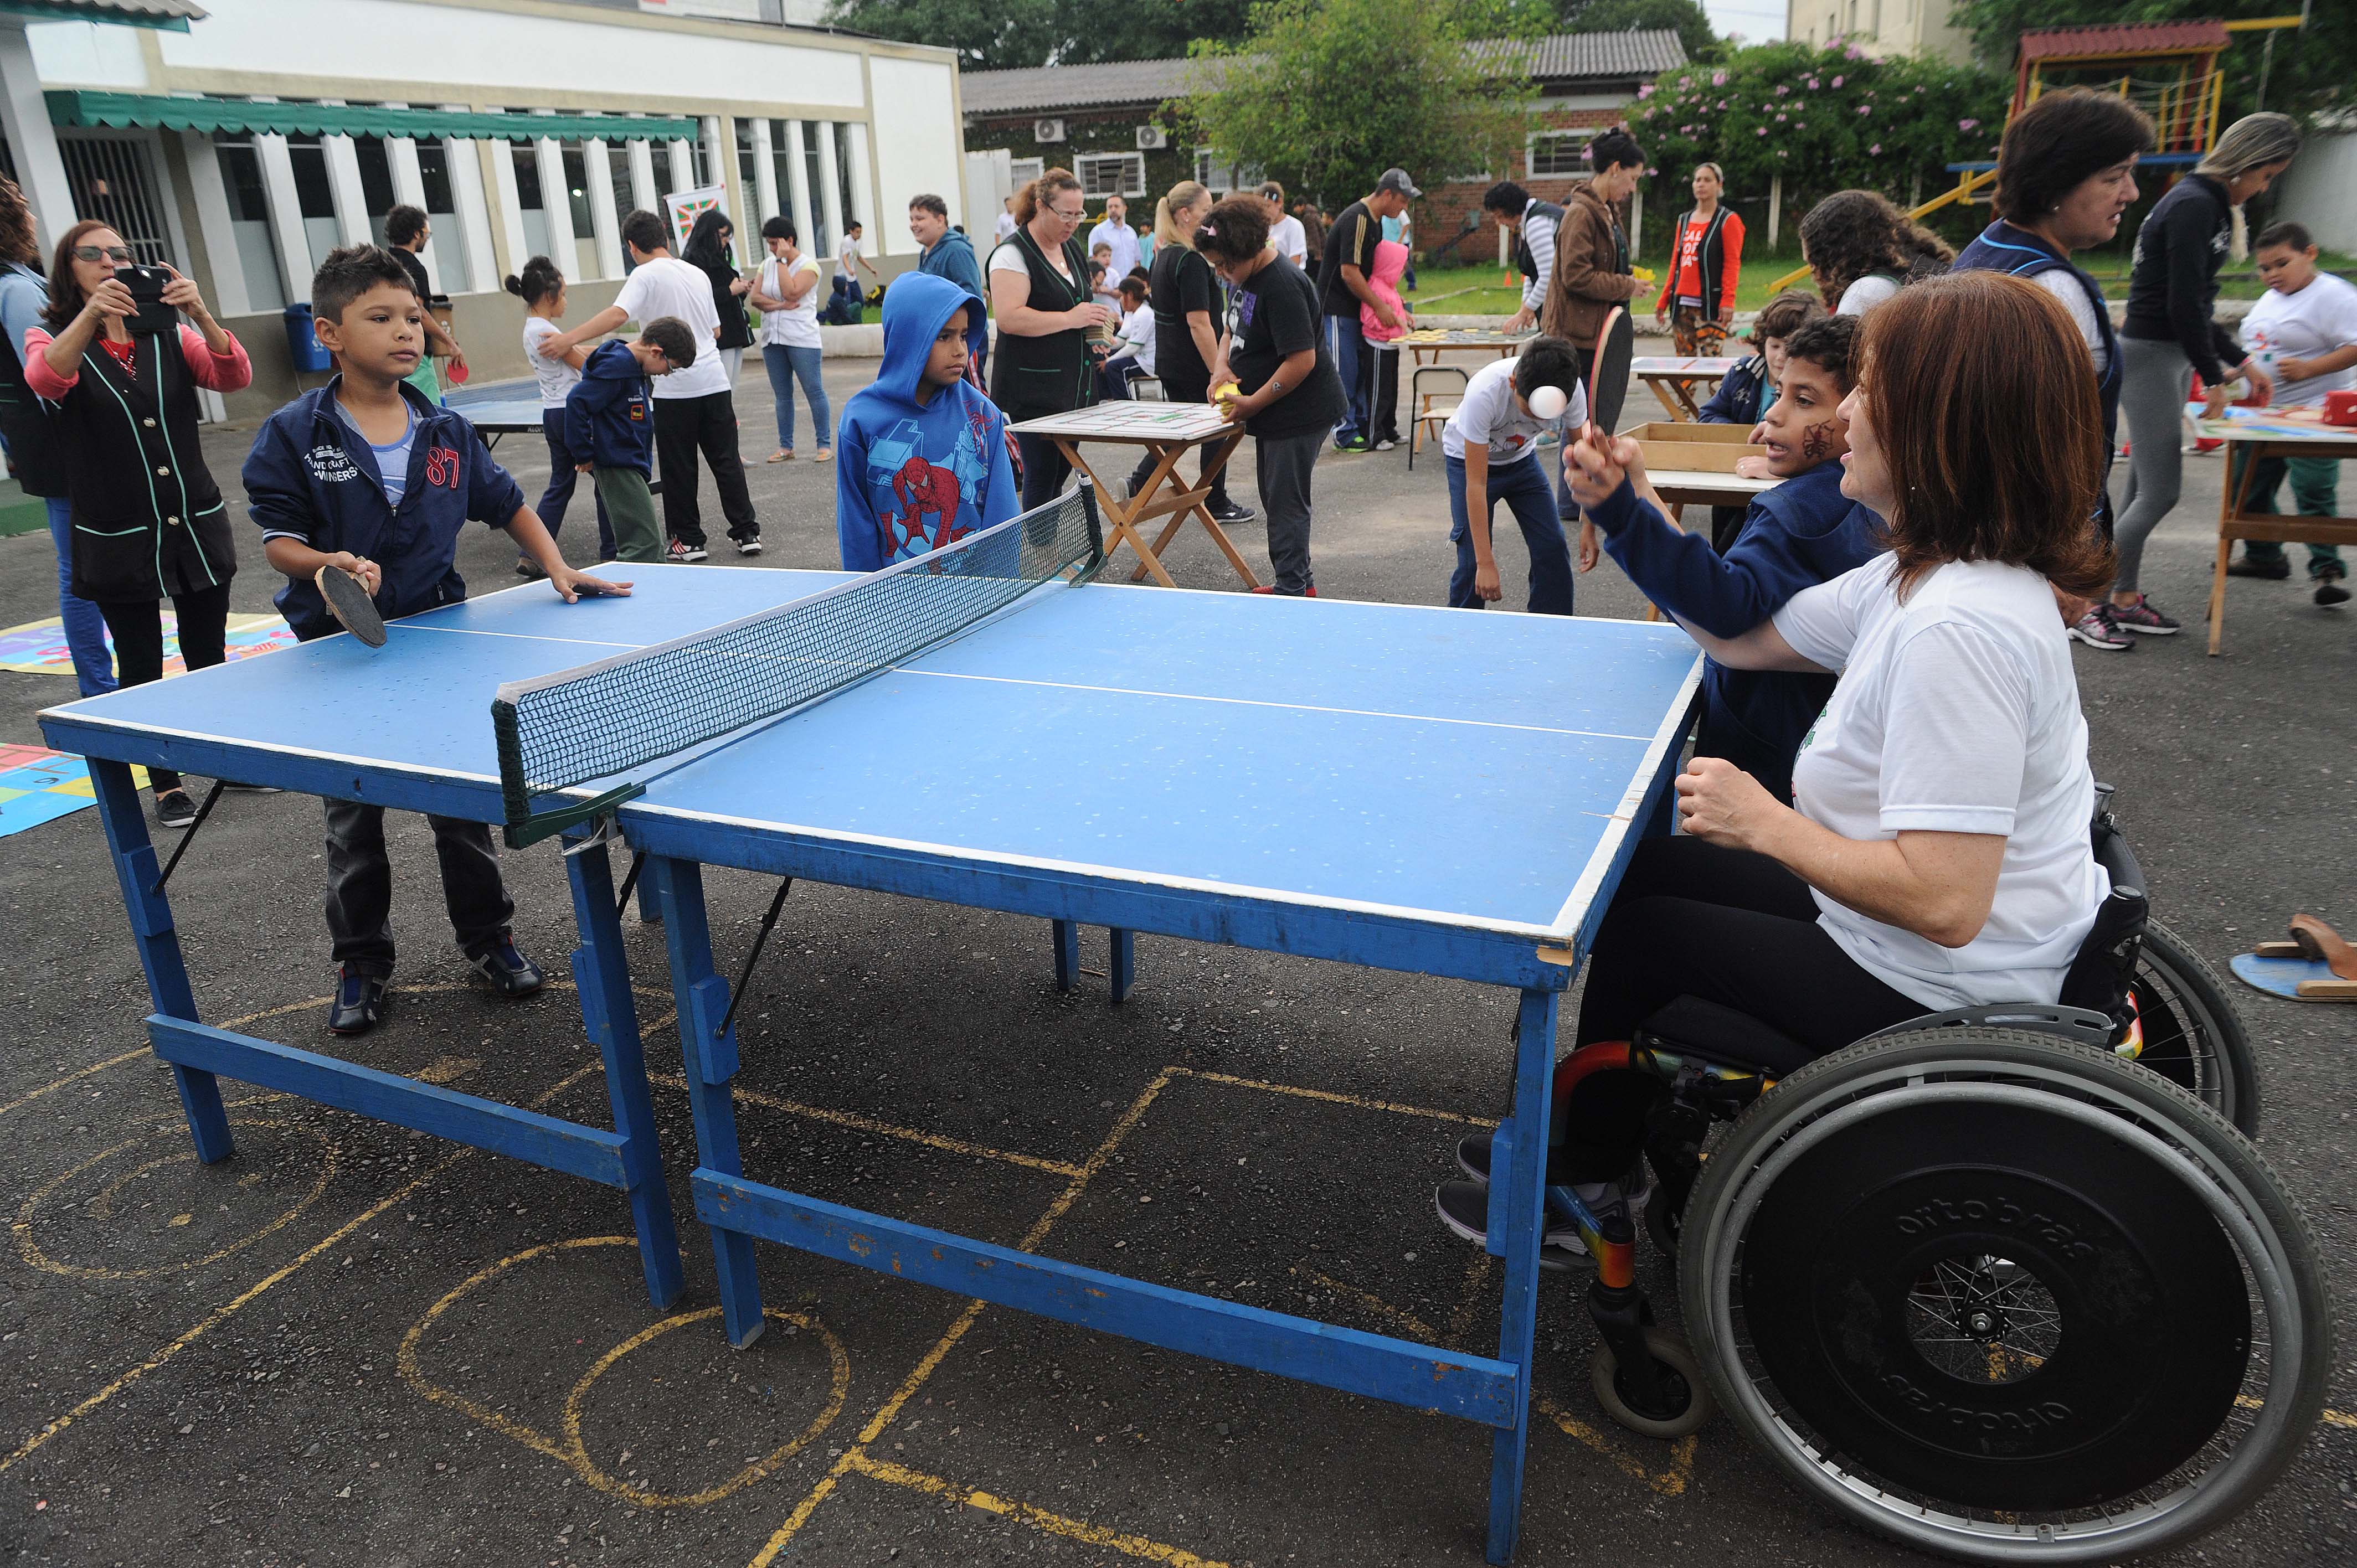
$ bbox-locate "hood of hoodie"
[581,338,645,381]
[872,270,987,408]
[1370,239,1408,288]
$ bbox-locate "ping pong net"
[491,484,1103,847]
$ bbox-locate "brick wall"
[1415,105,1627,271]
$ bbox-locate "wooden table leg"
[2210,440,2261,657]
[1646,376,1685,420]
[1162,429,1260,590]
[1069,439,1181,589]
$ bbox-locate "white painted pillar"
[845,122,876,250]
[583,137,622,279]
[254,132,315,303]
[1767,172,1783,252]
[626,136,657,216]
[782,118,814,250]
[1628,184,1642,261]
[384,135,441,292]
[533,135,575,271]
[442,133,501,293]
[750,117,778,224]
[179,129,251,318]
[322,133,372,246]
[666,137,695,195]
[710,116,748,263]
[815,121,843,257]
[486,136,528,285]
[0,24,74,253]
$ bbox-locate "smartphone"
[121,264,178,336]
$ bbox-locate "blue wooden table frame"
[614,696,1695,1566]
[42,716,689,1316]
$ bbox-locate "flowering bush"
[1629,39,2008,245]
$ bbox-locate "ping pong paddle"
[1585,305,1633,446]
[315,564,387,648]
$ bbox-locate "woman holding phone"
[23,220,251,828]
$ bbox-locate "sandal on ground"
[814,446,833,462]
[769,448,793,462]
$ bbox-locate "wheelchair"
[1512,788,2333,1561]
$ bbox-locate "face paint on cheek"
[1799,420,1837,462]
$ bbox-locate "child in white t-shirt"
[503,256,613,565]
[1099,274,1155,399]
[2232,221,2357,602]
[1439,336,1587,615]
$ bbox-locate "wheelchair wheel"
[2133,919,2260,1136]
[1679,1028,2332,1564]
[1591,1325,1715,1440]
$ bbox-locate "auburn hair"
[1859,271,2113,599]
[1013,167,1082,226]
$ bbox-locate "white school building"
[0,0,969,415]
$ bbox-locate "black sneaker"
[1208,500,1257,525]
[668,539,709,564]
[154,788,197,828]
[735,538,764,556]
[2318,579,2351,607]
[2227,554,2292,580]
[328,967,390,1035]
[1433,1179,1586,1273]
[467,939,545,998]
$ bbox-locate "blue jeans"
[764,344,831,451]
[534,410,614,562]
[47,497,116,696]
[1447,454,1574,616]
[1326,316,1368,443]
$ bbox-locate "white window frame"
[1075,151,1145,199]
[1007,156,1044,189]
[1193,148,1263,198]
[1527,128,1596,180]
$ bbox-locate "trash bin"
[283,303,331,373]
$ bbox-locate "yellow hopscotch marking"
[1169,1066,1499,1128]
[849,1452,1229,1566]
[398,1236,851,1507]
[745,1070,1177,1567]
[0,1047,151,1118]
[650,1073,1085,1179]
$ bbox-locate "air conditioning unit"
[1033,118,1066,144]
[1136,125,1167,150]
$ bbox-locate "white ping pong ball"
[1529,385,1569,421]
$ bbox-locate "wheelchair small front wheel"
[1591,1326,1714,1440]
[1679,1028,2332,1564]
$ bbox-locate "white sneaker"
[1373,437,1397,452]
[668,540,709,563]
[735,538,764,556]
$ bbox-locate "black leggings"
[96,584,230,794]
[1560,836,1924,1182]
[1015,429,1072,513]
[1127,376,1233,512]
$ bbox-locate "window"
[1075,152,1145,198]
[736,117,760,214]
[416,141,472,292]
[836,123,859,233]
[283,133,343,276]
[561,143,600,276]
[1192,149,1262,198]
[1007,156,1043,190]
[1528,129,1595,178]
[768,133,799,236]
[511,142,550,264]
[610,140,640,217]
[211,131,286,310]
[800,122,832,256]
[353,136,397,244]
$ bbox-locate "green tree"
[1951,1,2355,121]
[1184,0,1540,209]
[1629,39,2009,249]
[1560,0,1723,65]
[824,0,1259,70]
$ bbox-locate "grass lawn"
[1401,249,2357,319]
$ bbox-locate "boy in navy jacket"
[565,319,694,563]
[1582,314,1880,800]
[244,245,630,1035]
[1695,289,1824,551]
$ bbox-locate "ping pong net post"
[491,483,1105,849]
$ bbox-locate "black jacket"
[2123,173,2245,386]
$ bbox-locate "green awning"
[0,1,202,32]
[45,91,699,143]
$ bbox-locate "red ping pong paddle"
[315,564,387,648]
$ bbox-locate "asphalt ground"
[2,347,2353,1568]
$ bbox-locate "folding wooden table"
[2200,407,2357,654]
[1010,403,1258,589]
[1631,355,1740,421]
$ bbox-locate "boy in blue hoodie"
[244,245,630,1035]
[835,270,1019,571]
[1580,314,1881,801]
[565,317,694,563]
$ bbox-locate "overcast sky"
[1704,0,1787,44]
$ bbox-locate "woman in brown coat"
[1540,127,1647,519]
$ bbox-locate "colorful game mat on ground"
[0,743,149,840]
[0,610,294,678]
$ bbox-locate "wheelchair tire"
[1678,1028,2332,1565]
[1591,1326,1715,1441]
[2133,919,2260,1136]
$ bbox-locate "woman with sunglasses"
[24,221,250,828]
[987,167,1112,509]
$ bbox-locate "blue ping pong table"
[440,381,545,448]
[44,519,1701,1563]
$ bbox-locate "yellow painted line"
[747,1070,1177,1568]
[650,1074,1086,1179]
[851,1451,1229,1566]
[0,1046,150,1118]
[397,1236,851,1507]
[1169,1067,1498,1129]
[2236,1394,2357,1429]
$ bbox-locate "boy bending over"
[1442,335,1587,615]
[244,245,629,1035]
[567,317,694,563]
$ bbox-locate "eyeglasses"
[72,245,132,263]
[1047,206,1087,223]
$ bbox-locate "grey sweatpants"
[2112,336,2196,594]
[1255,429,1323,595]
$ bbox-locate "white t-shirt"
[835,233,863,279]
[994,210,1017,243]
[613,255,729,400]
[756,252,824,349]
[521,316,581,410]
[1115,303,1155,375]
[1771,556,2108,1012]
[2240,271,2357,408]
[1269,214,1308,268]
[989,237,1076,287]
[1088,219,1140,280]
[1441,356,1583,464]
[2035,271,2110,379]
[1836,272,1902,317]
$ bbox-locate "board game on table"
[43,488,1702,1564]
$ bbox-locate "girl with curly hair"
[1798,189,1954,317]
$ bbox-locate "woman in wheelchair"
[1443,270,2118,1257]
